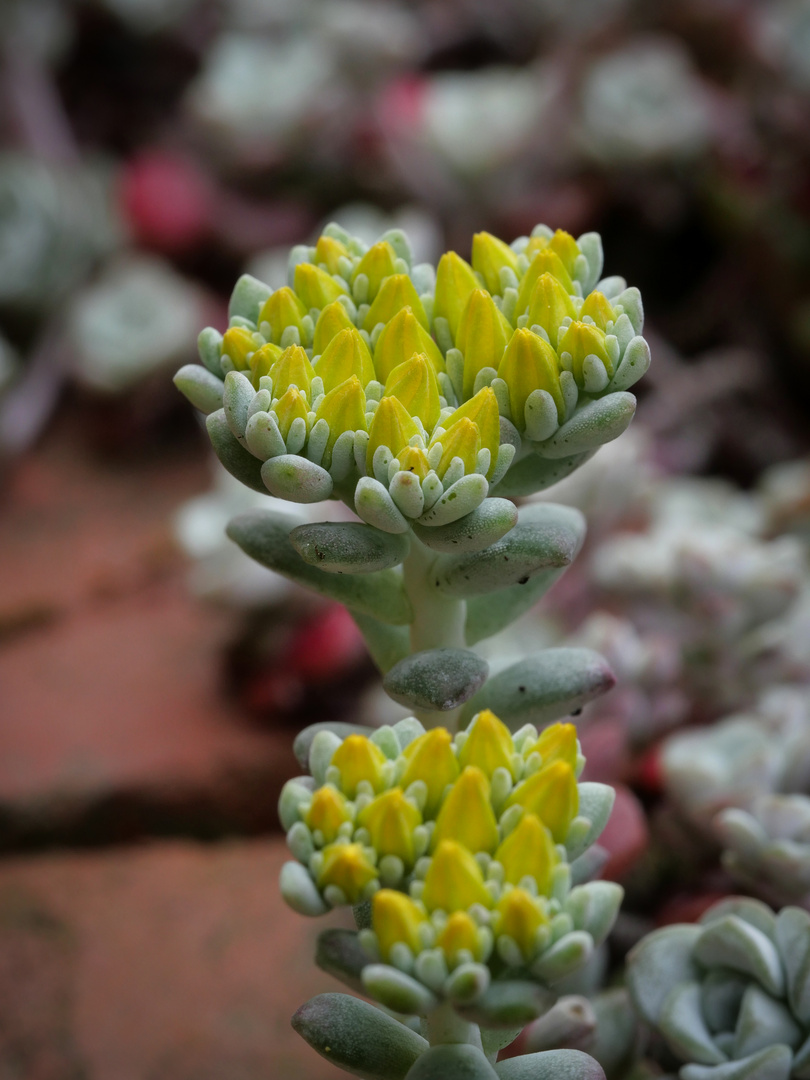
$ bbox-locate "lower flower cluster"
[279,711,621,1014]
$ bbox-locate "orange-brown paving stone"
[0,837,350,1079]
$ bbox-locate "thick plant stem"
[401,534,467,731]
[423,1001,483,1049]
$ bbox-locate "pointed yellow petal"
[496,887,548,958]
[557,321,613,384]
[295,262,348,310]
[331,733,386,797]
[366,395,420,471]
[441,387,500,474]
[259,287,307,344]
[579,291,617,332]
[352,241,398,301]
[397,446,431,481]
[383,352,441,430]
[312,299,356,355]
[505,761,579,843]
[318,842,378,903]
[363,275,428,332]
[401,729,460,819]
[497,328,564,431]
[516,250,575,316]
[472,232,519,295]
[373,889,426,960]
[422,839,492,913]
[314,235,349,275]
[430,417,480,480]
[432,767,499,855]
[221,326,258,372]
[526,229,580,275]
[459,709,515,778]
[274,386,310,440]
[434,252,480,340]
[373,307,445,383]
[269,343,315,397]
[495,814,558,893]
[305,785,352,843]
[315,328,376,393]
[524,273,577,348]
[528,722,579,772]
[456,289,513,399]
[436,911,483,965]
[358,788,422,866]
[248,341,283,386]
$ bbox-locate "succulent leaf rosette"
[628,898,810,1080]
[279,711,621,1022]
[175,221,650,530]
[716,796,810,907]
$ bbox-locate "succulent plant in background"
[175,221,651,1076]
[715,796,810,909]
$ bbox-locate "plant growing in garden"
[175,220,652,1077]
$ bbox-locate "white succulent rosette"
[716,795,810,907]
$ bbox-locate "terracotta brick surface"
[0,837,349,1080]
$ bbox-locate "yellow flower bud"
[516,250,575,316]
[526,229,580,275]
[459,710,515,778]
[430,417,480,480]
[305,785,352,843]
[497,328,565,429]
[269,344,315,397]
[312,299,356,355]
[495,813,557,893]
[398,446,431,480]
[557,321,613,385]
[315,328,376,393]
[436,911,483,965]
[528,722,578,772]
[352,241,398,301]
[314,235,349,275]
[363,275,429,332]
[274,386,310,440]
[422,840,492,913]
[441,388,500,477]
[524,273,577,348]
[383,353,441,431]
[432,767,499,855]
[358,788,422,866]
[295,263,348,310]
[373,889,426,961]
[314,375,368,464]
[496,887,548,958]
[221,326,258,371]
[372,308,445,383]
[434,252,480,342]
[505,762,579,843]
[456,290,513,399]
[259,287,307,345]
[366,395,420,471]
[318,842,378,903]
[579,291,617,332]
[331,733,386,798]
[248,341,283,386]
[400,729,460,818]
[472,232,520,295]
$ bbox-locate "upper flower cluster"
[176,221,650,529]
[279,711,620,1014]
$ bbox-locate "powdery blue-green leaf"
[701,899,777,942]
[418,474,491,528]
[412,498,518,553]
[315,928,372,994]
[521,995,596,1053]
[261,454,334,503]
[456,980,556,1028]
[659,982,727,1066]
[292,992,428,1080]
[465,567,569,645]
[293,721,376,770]
[775,907,810,1025]
[733,984,803,1058]
[433,503,583,599]
[461,649,614,730]
[198,326,224,377]
[793,1032,810,1078]
[278,776,315,830]
[383,648,489,712]
[588,988,641,1079]
[537,394,636,460]
[567,784,617,860]
[626,924,703,1025]
[280,860,328,916]
[362,963,438,1016]
[405,1044,499,1079]
[694,917,784,998]
[565,882,623,948]
[174,364,224,414]
[532,931,594,983]
[350,611,411,674]
[290,521,410,574]
[569,845,609,887]
[444,962,490,1004]
[226,510,412,624]
[680,1045,793,1080]
[206,409,267,493]
[355,477,410,534]
[495,1048,606,1080]
[228,273,270,322]
[223,370,254,441]
[702,971,750,1035]
[492,451,595,498]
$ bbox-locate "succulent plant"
[628,898,810,1080]
[716,796,810,908]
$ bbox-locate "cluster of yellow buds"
[176,221,650,526]
[279,711,620,1012]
